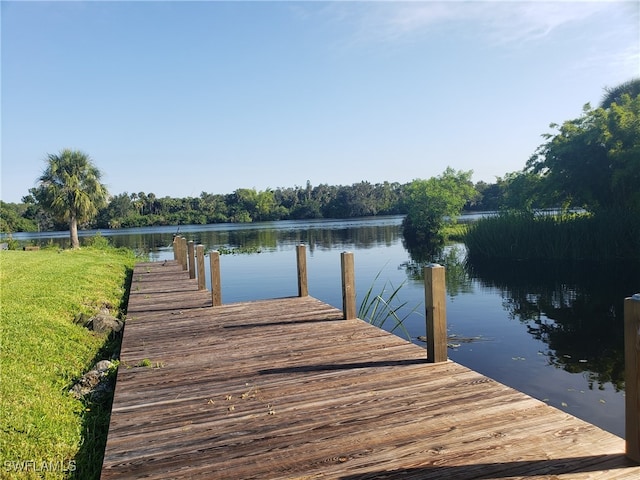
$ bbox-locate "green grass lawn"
[0,247,136,479]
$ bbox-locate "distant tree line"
[2,177,527,234]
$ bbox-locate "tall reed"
[465,210,640,261]
[358,269,418,341]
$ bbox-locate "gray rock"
[89,313,123,334]
[70,360,117,400]
[95,360,113,373]
[70,369,102,399]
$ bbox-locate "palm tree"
[35,149,108,248]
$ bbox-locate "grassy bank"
[465,211,640,261]
[0,247,136,479]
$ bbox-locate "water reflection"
[401,244,474,297]
[13,217,403,255]
[466,258,639,391]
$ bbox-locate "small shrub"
[83,232,111,249]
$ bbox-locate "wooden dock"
[101,259,640,479]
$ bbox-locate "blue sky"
[1,1,638,203]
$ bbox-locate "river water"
[12,215,639,438]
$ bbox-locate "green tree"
[500,171,546,211]
[527,88,640,214]
[33,149,108,248]
[402,167,476,244]
[255,190,278,221]
[95,192,134,229]
[0,201,39,233]
[469,180,504,211]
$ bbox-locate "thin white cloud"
[479,2,612,45]
[311,1,635,48]
[304,0,639,81]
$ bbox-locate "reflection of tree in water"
[167,222,404,253]
[401,239,474,297]
[467,258,639,391]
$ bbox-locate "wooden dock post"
[179,237,188,271]
[196,245,206,291]
[625,293,640,463]
[341,252,356,320]
[296,244,308,297]
[175,236,186,270]
[174,236,182,265]
[424,263,448,363]
[187,241,196,279]
[209,250,222,306]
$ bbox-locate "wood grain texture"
[102,261,640,479]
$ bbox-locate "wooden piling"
[175,236,185,270]
[296,244,308,297]
[187,241,196,279]
[209,250,222,306]
[179,237,188,271]
[174,236,181,265]
[196,245,206,291]
[625,293,640,463]
[424,263,448,363]
[341,252,356,320]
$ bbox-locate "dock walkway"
[101,260,640,479]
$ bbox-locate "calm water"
[13,215,639,438]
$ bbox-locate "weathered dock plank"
[102,261,640,479]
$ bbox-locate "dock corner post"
[172,236,178,260]
[196,244,206,290]
[341,251,356,320]
[209,250,222,306]
[180,237,188,271]
[187,241,196,279]
[625,293,640,463]
[296,244,308,297]
[424,263,448,363]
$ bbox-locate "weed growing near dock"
[358,269,418,341]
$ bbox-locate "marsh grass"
[358,269,419,341]
[441,223,468,242]
[0,246,136,479]
[465,210,640,261]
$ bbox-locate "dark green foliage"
[600,77,640,109]
[0,201,39,233]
